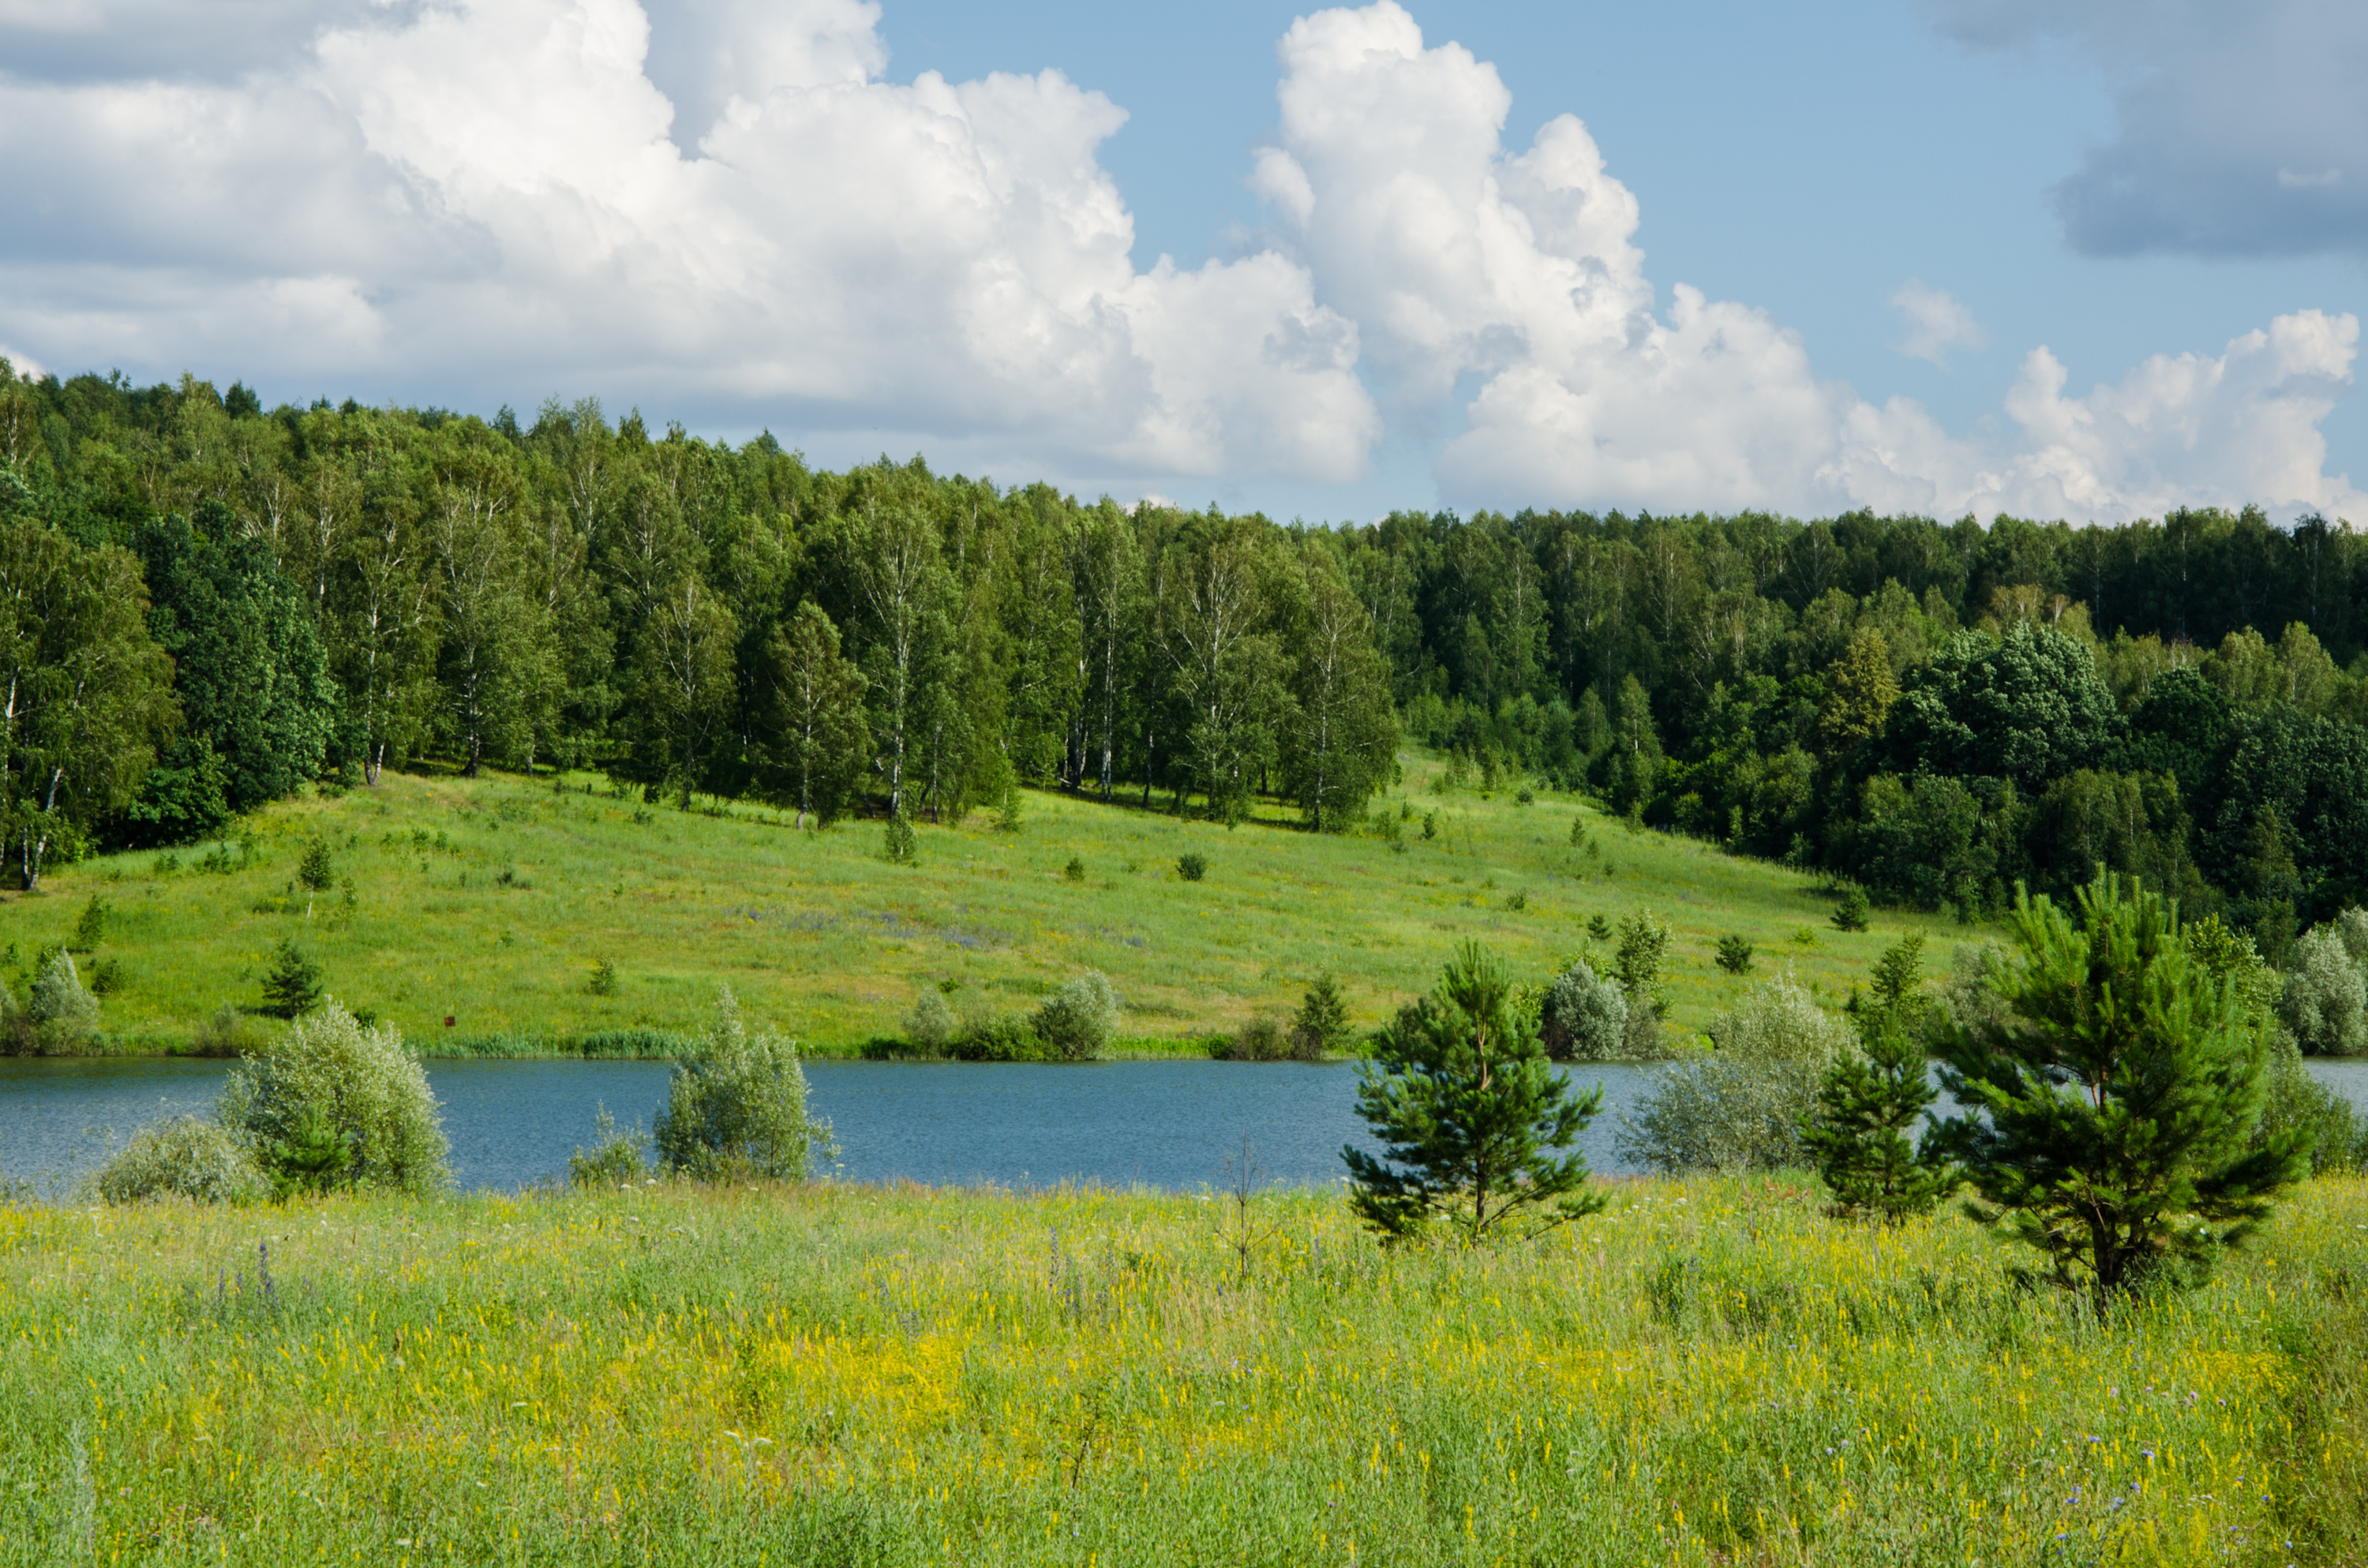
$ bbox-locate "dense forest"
[5,364,2367,973]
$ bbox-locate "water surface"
[5,1056,2362,1198]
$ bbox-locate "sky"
[0,0,2362,525]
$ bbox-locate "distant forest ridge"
[3,366,2366,973]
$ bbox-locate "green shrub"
[1288,974,1355,1060]
[1031,971,1121,1061]
[71,895,111,952]
[586,956,618,997]
[1063,855,1086,882]
[298,837,335,893]
[2259,1034,2367,1173]
[27,951,102,1053]
[882,814,917,864]
[260,939,323,1019]
[264,1108,358,1198]
[1538,959,1628,1062]
[1616,978,1853,1173]
[1176,852,1208,882]
[653,987,832,1181]
[947,1014,1041,1061]
[1714,934,1755,975]
[904,986,956,1052]
[1832,888,1872,933]
[1217,1015,1291,1061]
[96,1117,265,1206]
[570,1107,649,1188]
[218,1001,450,1195]
[1586,914,1612,941]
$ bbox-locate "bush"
[1714,934,1755,975]
[26,950,103,1053]
[190,1003,268,1057]
[298,837,335,893]
[2282,921,2368,1056]
[1032,971,1121,1061]
[71,895,111,952]
[586,956,618,997]
[1217,1015,1291,1061]
[946,1014,1042,1061]
[570,1106,649,1188]
[1538,959,1628,1062]
[882,814,917,864]
[218,1001,450,1195]
[904,986,956,1052]
[1832,888,1872,932]
[2259,1033,2367,1173]
[1063,855,1086,882]
[1289,974,1355,1059]
[1616,978,1853,1173]
[260,938,323,1019]
[653,987,832,1181]
[96,1116,266,1205]
[1176,852,1208,882]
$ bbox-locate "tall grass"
[0,757,1975,1057]
[0,1174,2361,1564]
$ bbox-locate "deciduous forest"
[6,365,2366,974]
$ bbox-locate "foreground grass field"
[0,1175,2362,1566]
[5,758,1970,1055]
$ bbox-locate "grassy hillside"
[2,755,1976,1055]
[1,1174,2362,1563]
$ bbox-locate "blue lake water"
[4,1056,2363,1198]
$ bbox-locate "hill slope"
[4,756,1973,1054]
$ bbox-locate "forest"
[4,363,2366,975]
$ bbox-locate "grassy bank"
[0,1174,2362,1564]
[2,757,1971,1058]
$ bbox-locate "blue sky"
[1,0,2362,523]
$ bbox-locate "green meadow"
[6,755,1973,1057]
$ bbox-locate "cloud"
[1890,280,1986,365]
[0,0,2355,520]
[0,0,1377,480]
[1252,2,2362,521]
[1921,0,2368,258]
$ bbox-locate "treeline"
[1331,500,2368,963]
[8,365,2367,967]
[0,369,1398,888]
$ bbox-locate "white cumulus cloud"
[1251,2,2363,521]
[0,0,2357,521]
[0,0,1377,480]
[1890,280,1987,366]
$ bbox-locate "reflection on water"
[3,1055,2364,1198]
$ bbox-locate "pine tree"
[1288,972,1354,1060]
[1930,872,2310,1297]
[1805,936,1952,1222]
[260,938,324,1020]
[1343,942,1606,1244]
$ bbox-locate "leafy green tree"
[1343,941,1606,1244]
[1816,627,1898,749]
[1883,624,2119,792]
[1929,872,2310,1297]
[1031,971,1121,1061]
[0,521,176,888]
[134,502,339,810]
[1282,548,1399,831]
[628,571,738,808]
[1537,957,1627,1062]
[763,601,869,829]
[842,502,954,823]
[1162,521,1286,824]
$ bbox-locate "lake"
[4,1056,2365,1198]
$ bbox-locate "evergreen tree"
[1343,941,1606,1244]
[260,939,324,1020]
[1804,934,1953,1222]
[1288,972,1354,1060]
[1929,872,2310,1297]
